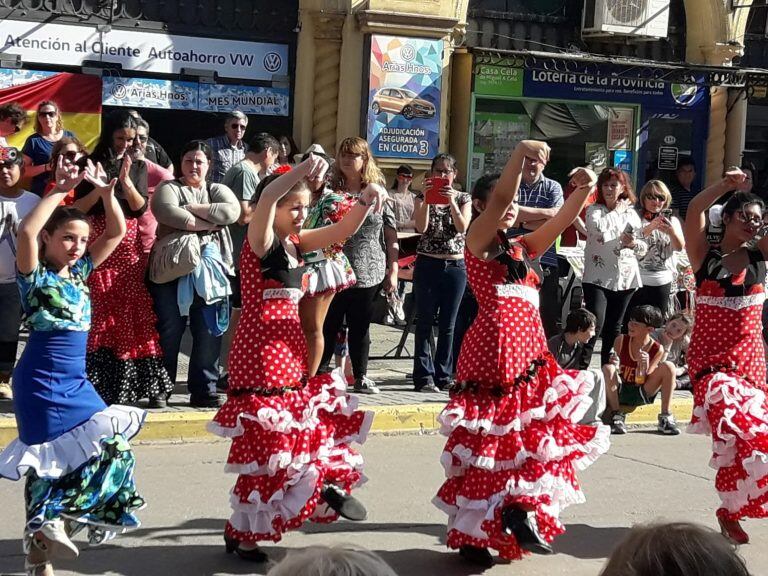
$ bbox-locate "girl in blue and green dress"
[0,154,145,576]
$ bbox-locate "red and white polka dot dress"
[208,239,373,544]
[434,234,610,560]
[688,249,768,522]
[85,214,172,404]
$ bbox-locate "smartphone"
[425,177,450,205]
[660,208,673,220]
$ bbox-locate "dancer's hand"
[360,183,388,214]
[51,154,86,192]
[517,140,550,165]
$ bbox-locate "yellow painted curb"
[0,397,695,446]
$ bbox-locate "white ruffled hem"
[441,422,610,477]
[0,405,145,481]
[438,369,597,437]
[208,369,368,439]
[228,465,322,536]
[433,473,586,541]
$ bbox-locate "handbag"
[148,230,202,284]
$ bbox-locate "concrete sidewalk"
[0,323,694,445]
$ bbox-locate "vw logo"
[110,83,127,99]
[400,45,416,62]
[264,52,282,73]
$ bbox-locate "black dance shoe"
[224,535,269,562]
[321,484,368,521]
[459,545,494,567]
[501,507,554,555]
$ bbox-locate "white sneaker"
[354,376,381,395]
[0,381,12,400]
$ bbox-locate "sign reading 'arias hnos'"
[366,35,443,160]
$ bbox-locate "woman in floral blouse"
[581,168,647,367]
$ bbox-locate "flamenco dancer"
[683,168,768,545]
[0,155,145,576]
[208,154,387,562]
[434,141,610,567]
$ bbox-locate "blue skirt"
[13,331,107,445]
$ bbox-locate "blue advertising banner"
[475,59,707,111]
[367,35,443,159]
[103,77,198,110]
[198,84,289,116]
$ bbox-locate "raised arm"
[298,182,388,254]
[523,169,597,257]
[684,168,744,271]
[248,155,324,257]
[467,140,550,259]
[88,179,127,268]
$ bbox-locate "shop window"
[470,97,637,188]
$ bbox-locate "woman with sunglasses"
[22,101,75,197]
[73,110,173,409]
[42,137,88,206]
[684,168,768,546]
[627,180,685,321]
[0,102,27,147]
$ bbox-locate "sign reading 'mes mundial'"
[0,19,288,82]
[367,35,443,160]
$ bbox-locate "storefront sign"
[199,84,289,116]
[658,146,678,170]
[607,108,634,150]
[613,150,633,175]
[474,65,523,97]
[474,59,707,110]
[366,35,443,159]
[103,77,198,109]
[0,19,288,81]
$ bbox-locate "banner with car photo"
[366,35,443,160]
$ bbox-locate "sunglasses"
[734,211,763,226]
[398,173,413,179]
[230,124,247,131]
[38,110,57,117]
[645,194,666,201]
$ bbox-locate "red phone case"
[425,177,449,205]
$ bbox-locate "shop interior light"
[181,67,216,84]
[0,53,22,69]
[81,60,123,77]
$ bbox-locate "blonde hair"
[34,100,63,135]
[599,522,751,576]
[639,180,672,210]
[330,137,385,191]
[266,545,399,576]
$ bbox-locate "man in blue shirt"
[508,154,564,338]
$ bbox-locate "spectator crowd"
[0,101,756,439]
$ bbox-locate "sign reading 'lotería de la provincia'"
[0,19,288,82]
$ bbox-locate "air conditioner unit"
[582,0,670,39]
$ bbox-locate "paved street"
[1,432,766,576]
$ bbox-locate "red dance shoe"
[718,516,749,545]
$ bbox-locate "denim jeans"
[413,255,467,388]
[148,278,221,399]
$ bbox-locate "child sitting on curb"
[652,312,693,391]
[603,304,679,436]
[548,308,606,425]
